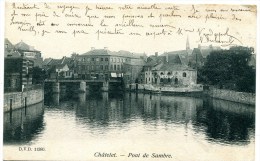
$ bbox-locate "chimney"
[155,52,158,57]
[166,54,169,63]
[198,44,201,49]
[91,47,95,50]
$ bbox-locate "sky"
[4,2,257,59]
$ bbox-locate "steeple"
[186,36,190,50]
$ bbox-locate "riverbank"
[205,87,255,105]
[126,83,255,105]
[4,86,44,112]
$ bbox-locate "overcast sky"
[4,2,257,59]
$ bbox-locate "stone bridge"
[44,79,122,93]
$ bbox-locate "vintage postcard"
[1,0,258,161]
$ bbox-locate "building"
[14,40,43,67]
[44,56,75,79]
[141,37,197,87]
[4,38,21,58]
[76,48,146,80]
[189,44,221,68]
[4,57,34,92]
[123,58,146,84]
[4,39,44,67]
[144,62,197,87]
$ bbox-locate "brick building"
[4,58,34,92]
[76,48,146,80]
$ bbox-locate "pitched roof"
[162,50,189,65]
[43,58,53,66]
[61,56,73,64]
[144,60,158,67]
[48,59,62,66]
[5,49,21,57]
[15,41,39,52]
[156,63,195,71]
[81,49,145,58]
[56,64,68,69]
[5,38,14,49]
[82,49,113,56]
[4,38,21,57]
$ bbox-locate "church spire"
[186,36,190,50]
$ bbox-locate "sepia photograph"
[1,1,258,161]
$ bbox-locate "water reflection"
[73,92,255,145]
[4,102,45,145]
[194,99,255,145]
[4,92,255,147]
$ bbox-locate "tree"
[198,48,255,93]
[32,67,47,84]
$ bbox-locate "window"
[91,65,94,70]
[83,58,85,61]
[15,79,19,87]
[117,65,120,70]
[100,65,103,70]
[160,78,163,82]
[105,58,108,61]
[160,72,164,75]
[110,65,113,70]
[114,65,117,70]
[5,44,8,49]
[183,72,187,77]
[101,58,104,61]
[7,79,11,87]
[92,58,95,61]
[96,58,99,61]
[105,65,108,70]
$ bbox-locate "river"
[3,91,255,161]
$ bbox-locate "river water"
[3,91,255,161]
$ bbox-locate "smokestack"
[155,52,158,57]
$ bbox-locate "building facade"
[14,40,43,67]
[4,58,34,92]
[76,49,145,80]
[144,63,197,87]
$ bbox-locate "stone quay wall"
[4,87,44,112]
[207,87,255,105]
